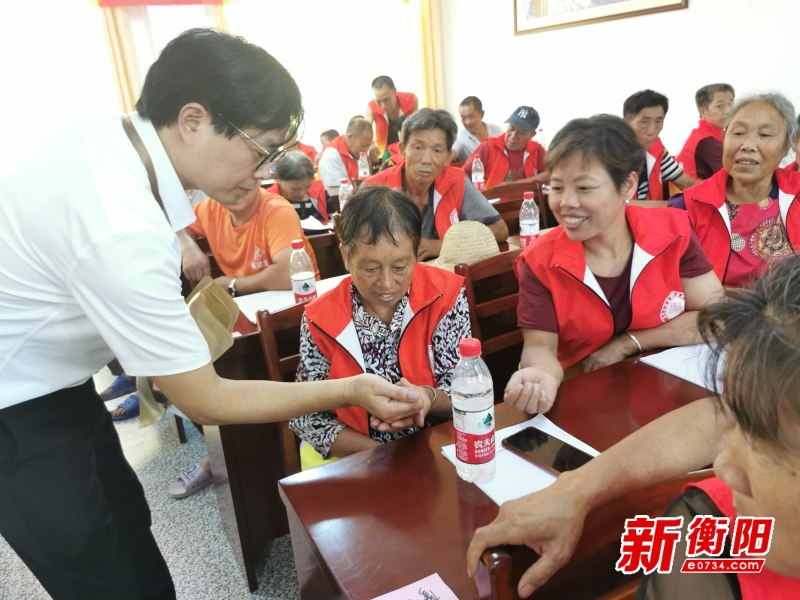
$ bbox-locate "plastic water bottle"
[357,152,371,178]
[471,156,485,191]
[519,191,540,249]
[338,178,353,211]
[451,338,495,483]
[289,239,317,304]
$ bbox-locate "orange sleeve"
[188,200,208,237]
[263,201,306,257]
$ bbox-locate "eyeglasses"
[215,111,299,172]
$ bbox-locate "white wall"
[438,0,800,152]
[0,1,118,174]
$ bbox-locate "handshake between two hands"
[354,375,434,433]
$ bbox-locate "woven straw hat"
[428,221,500,270]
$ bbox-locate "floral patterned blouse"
[289,282,471,458]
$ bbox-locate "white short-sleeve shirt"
[0,113,211,408]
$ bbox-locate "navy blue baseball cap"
[506,106,540,132]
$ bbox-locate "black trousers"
[0,380,175,600]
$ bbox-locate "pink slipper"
[168,463,212,499]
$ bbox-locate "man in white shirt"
[452,96,503,163]
[318,116,374,194]
[0,28,420,599]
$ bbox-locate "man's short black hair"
[459,96,483,112]
[401,108,458,151]
[371,75,396,90]
[623,89,669,118]
[136,28,303,139]
[338,186,421,257]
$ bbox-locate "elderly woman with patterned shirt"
[289,185,471,469]
[669,92,800,288]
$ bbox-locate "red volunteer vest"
[676,120,723,180]
[296,141,317,164]
[483,134,543,189]
[322,135,359,181]
[682,168,800,283]
[689,477,800,600]
[641,138,667,200]
[518,206,692,368]
[365,161,465,239]
[266,180,329,222]
[782,162,800,172]
[369,91,416,155]
[304,264,464,434]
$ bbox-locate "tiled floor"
[0,371,300,600]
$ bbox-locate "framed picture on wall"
[514,0,688,35]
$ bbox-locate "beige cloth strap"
[121,115,171,227]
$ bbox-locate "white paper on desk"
[233,274,348,323]
[300,215,330,231]
[371,573,459,600]
[640,344,722,393]
[441,414,599,506]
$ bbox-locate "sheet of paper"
[300,215,331,231]
[233,274,348,323]
[371,573,459,600]
[441,414,599,506]
[639,344,721,393]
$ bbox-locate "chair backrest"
[482,179,537,202]
[455,249,523,357]
[628,200,668,208]
[479,469,714,600]
[483,181,552,231]
[256,302,307,475]
[307,231,348,280]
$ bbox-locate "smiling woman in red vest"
[468,255,800,600]
[669,93,800,289]
[506,114,724,416]
[289,186,472,470]
[366,108,508,260]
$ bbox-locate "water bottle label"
[520,233,539,248]
[453,407,495,464]
[292,277,317,303]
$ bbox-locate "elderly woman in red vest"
[505,114,724,415]
[266,151,331,223]
[289,186,471,469]
[469,255,800,600]
[366,108,508,260]
[669,93,800,289]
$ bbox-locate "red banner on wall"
[98,1,223,6]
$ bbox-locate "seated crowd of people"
[101,62,800,597]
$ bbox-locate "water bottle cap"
[458,337,481,357]
[523,191,534,200]
[291,239,304,250]
[339,178,349,185]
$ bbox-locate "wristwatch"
[227,278,238,298]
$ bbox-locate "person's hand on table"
[369,377,432,432]
[466,472,590,598]
[581,334,636,373]
[347,373,423,424]
[504,367,559,414]
[182,243,211,287]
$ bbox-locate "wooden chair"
[455,249,523,402]
[629,200,668,208]
[483,180,552,230]
[307,231,347,280]
[256,302,307,476]
[479,469,714,600]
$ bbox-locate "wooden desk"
[279,360,709,599]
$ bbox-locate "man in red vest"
[677,83,735,180]
[623,89,697,199]
[318,116,374,194]
[366,75,419,161]
[464,105,548,189]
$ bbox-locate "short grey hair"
[725,92,797,153]
[347,116,372,136]
[400,108,458,151]
[275,151,315,181]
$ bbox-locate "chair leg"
[175,414,187,444]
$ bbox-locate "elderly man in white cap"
[465,105,549,189]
